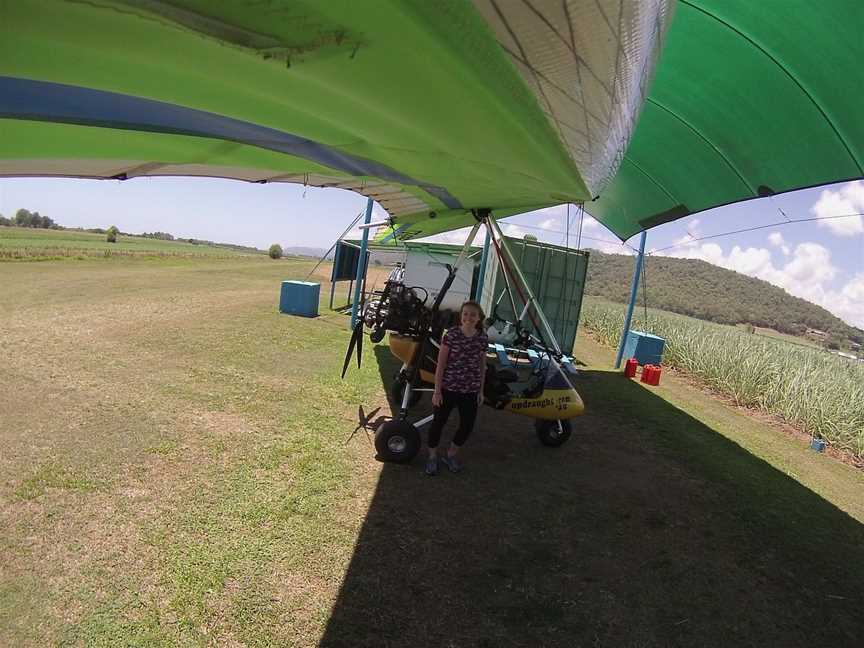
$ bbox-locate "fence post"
[473,226,491,300]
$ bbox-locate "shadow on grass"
[320,346,864,647]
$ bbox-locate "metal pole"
[329,243,340,310]
[614,230,647,368]
[473,226,491,300]
[351,198,374,328]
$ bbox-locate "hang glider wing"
[0,0,671,240]
[1,1,861,241]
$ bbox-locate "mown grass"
[1,255,381,646]
[13,463,100,500]
[581,297,864,459]
[2,255,863,647]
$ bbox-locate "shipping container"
[479,237,588,353]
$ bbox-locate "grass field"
[582,297,864,460]
[0,226,263,260]
[2,255,863,647]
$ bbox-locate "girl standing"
[426,300,488,475]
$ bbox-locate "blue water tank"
[622,330,665,366]
[279,281,320,317]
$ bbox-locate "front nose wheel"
[534,419,572,447]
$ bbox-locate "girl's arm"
[432,337,450,406]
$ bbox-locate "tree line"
[0,208,60,229]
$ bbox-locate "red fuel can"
[640,364,654,384]
[624,357,638,378]
[641,364,662,385]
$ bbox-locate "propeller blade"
[340,321,365,378]
[356,321,364,369]
[358,405,365,423]
[363,407,381,424]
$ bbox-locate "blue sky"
[1,177,861,328]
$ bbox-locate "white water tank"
[403,246,475,311]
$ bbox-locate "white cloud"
[768,231,791,256]
[538,218,558,230]
[826,274,864,328]
[657,240,864,326]
[503,224,530,238]
[417,226,479,246]
[531,204,603,233]
[580,215,601,231]
[586,241,635,256]
[781,242,837,284]
[811,181,864,237]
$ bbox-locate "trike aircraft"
[341,210,585,463]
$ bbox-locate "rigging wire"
[502,220,639,252]
[488,226,556,355]
[512,221,619,245]
[769,194,791,222]
[304,210,365,281]
[576,202,585,250]
[650,212,864,255]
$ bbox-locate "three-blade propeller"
[345,405,383,446]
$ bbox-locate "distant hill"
[283,246,328,258]
[584,250,864,346]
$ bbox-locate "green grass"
[2,254,863,647]
[1,254,382,646]
[747,325,825,350]
[14,463,99,500]
[0,226,264,259]
[581,297,864,458]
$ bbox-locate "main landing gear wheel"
[375,420,421,463]
[535,419,572,447]
[390,377,423,408]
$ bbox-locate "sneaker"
[441,454,464,473]
[424,457,439,476]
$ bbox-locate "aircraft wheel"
[390,377,423,408]
[375,420,421,463]
[535,419,572,447]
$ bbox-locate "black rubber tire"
[370,328,386,343]
[375,420,421,463]
[535,418,573,447]
[390,377,423,408]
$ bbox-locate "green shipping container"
[479,237,589,354]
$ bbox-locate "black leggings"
[427,390,479,449]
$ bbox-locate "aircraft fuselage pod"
[388,333,585,421]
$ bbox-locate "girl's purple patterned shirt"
[441,326,488,393]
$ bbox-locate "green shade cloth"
[591,0,864,239]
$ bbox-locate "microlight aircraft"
[341,210,586,462]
